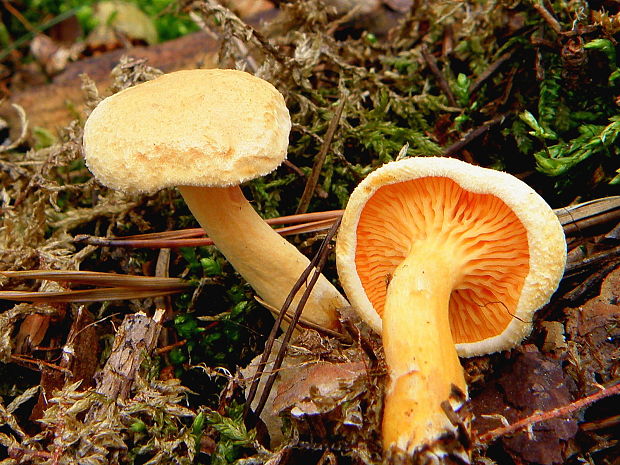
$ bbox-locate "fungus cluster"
[82,69,347,330]
[336,157,566,459]
[82,67,567,461]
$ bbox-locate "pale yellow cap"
[83,69,291,193]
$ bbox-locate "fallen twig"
[155,339,187,356]
[443,116,505,157]
[254,217,342,417]
[478,382,620,443]
[421,44,458,107]
[243,217,342,421]
[562,260,620,302]
[532,2,562,35]
[10,354,72,374]
[470,51,516,96]
[254,295,350,342]
[564,245,620,276]
[296,96,347,214]
[71,196,619,252]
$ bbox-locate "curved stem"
[178,185,347,330]
[382,245,467,454]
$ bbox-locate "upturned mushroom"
[83,69,347,330]
[336,157,566,460]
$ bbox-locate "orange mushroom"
[336,157,566,460]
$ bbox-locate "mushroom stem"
[178,185,347,330]
[382,243,467,454]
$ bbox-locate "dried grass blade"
[273,218,337,235]
[0,287,185,303]
[76,209,344,243]
[74,217,341,248]
[265,209,344,226]
[107,228,206,240]
[0,270,192,289]
[74,236,215,248]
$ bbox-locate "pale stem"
[381,245,467,454]
[178,185,348,330]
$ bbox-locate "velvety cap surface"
[336,157,567,357]
[83,69,291,192]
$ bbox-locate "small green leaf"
[130,419,147,433]
[230,301,248,318]
[519,110,557,140]
[453,73,471,107]
[365,32,377,44]
[180,247,201,274]
[169,347,187,365]
[585,38,617,70]
[204,407,255,445]
[174,314,204,339]
[200,257,222,276]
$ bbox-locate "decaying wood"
[566,245,620,274]
[30,306,99,420]
[1,31,219,134]
[86,309,164,420]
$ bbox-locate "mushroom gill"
[354,176,530,344]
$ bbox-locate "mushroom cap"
[336,157,566,357]
[83,69,291,193]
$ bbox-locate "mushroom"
[83,69,347,330]
[335,157,566,459]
